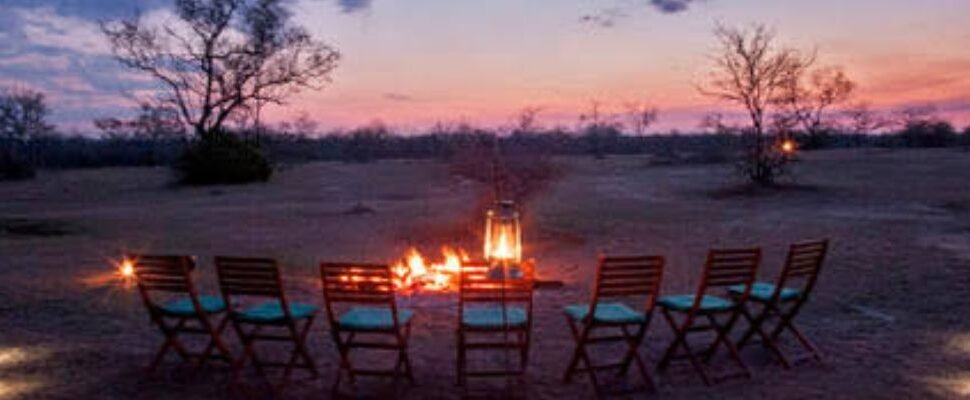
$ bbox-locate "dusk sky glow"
[1,0,969,134]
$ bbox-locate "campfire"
[388,200,525,293]
[391,246,470,292]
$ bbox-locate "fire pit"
[386,200,531,294]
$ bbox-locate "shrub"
[177,132,272,185]
[0,149,35,180]
[899,120,957,148]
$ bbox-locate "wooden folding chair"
[657,247,760,385]
[456,261,534,388]
[214,256,318,397]
[320,262,415,395]
[131,254,233,377]
[728,239,828,368]
[562,255,665,397]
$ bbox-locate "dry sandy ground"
[1,149,969,399]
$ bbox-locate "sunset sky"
[1,0,969,134]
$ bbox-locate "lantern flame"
[491,230,514,260]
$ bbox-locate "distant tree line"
[2,111,965,173]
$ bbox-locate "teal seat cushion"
[564,302,646,324]
[237,300,317,322]
[658,294,735,312]
[338,307,414,330]
[462,306,528,328]
[159,295,226,316]
[728,282,801,302]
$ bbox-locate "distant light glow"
[119,259,134,278]
[781,140,796,154]
[115,257,136,288]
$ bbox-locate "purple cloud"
[336,0,371,14]
[650,0,696,14]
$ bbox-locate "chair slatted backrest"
[779,239,828,295]
[458,262,534,328]
[697,248,761,303]
[131,254,195,295]
[130,254,200,316]
[320,262,398,326]
[215,256,290,317]
[592,255,665,314]
[459,262,534,304]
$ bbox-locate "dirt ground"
[1,148,969,399]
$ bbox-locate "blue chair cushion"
[159,295,226,316]
[462,306,528,328]
[237,300,317,322]
[658,294,735,312]
[728,282,801,302]
[564,302,646,324]
[338,307,414,330]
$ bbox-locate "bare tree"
[777,65,855,147]
[843,103,889,135]
[102,0,340,140]
[700,23,814,185]
[514,106,544,134]
[891,105,939,129]
[0,87,53,178]
[624,101,659,135]
[578,100,622,159]
[0,87,53,142]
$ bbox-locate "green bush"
[177,132,272,185]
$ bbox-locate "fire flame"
[492,231,514,260]
[392,246,469,292]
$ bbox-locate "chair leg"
[146,317,190,377]
[293,318,319,377]
[277,323,303,395]
[401,323,415,384]
[147,340,174,377]
[456,330,465,387]
[332,330,356,394]
[738,304,792,368]
[562,318,586,383]
[657,309,685,370]
[196,314,234,372]
[520,330,530,373]
[658,309,712,385]
[619,324,655,391]
[229,321,260,391]
[690,309,753,383]
[772,315,823,364]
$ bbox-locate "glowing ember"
[391,246,470,292]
